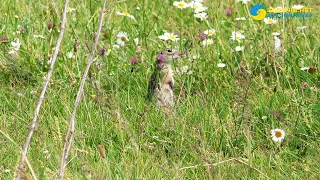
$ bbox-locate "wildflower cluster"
[173,0,208,21]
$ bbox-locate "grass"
[0,0,320,179]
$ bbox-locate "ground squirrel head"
[156,49,181,68]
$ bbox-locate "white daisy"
[167,33,179,41]
[116,11,135,19]
[33,34,46,39]
[8,50,16,54]
[173,1,189,9]
[217,63,226,68]
[204,29,216,36]
[158,32,170,41]
[236,0,251,4]
[292,5,305,10]
[189,1,207,13]
[181,65,189,73]
[230,31,245,42]
[134,38,139,45]
[202,39,214,46]
[67,52,74,59]
[158,32,179,41]
[300,67,310,71]
[235,17,246,21]
[274,36,281,52]
[11,38,21,51]
[194,12,208,21]
[194,6,208,13]
[271,128,285,143]
[116,32,129,46]
[297,26,307,32]
[272,32,281,36]
[235,46,245,51]
[264,17,278,24]
[67,7,76,12]
[112,44,120,49]
[261,116,268,120]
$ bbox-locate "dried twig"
[179,158,235,170]
[58,0,108,179]
[1,130,37,180]
[179,158,269,179]
[15,0,70,179]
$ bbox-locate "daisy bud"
[226,8,232,16]
[74,39,79,52]
[103,31,109,40]
[48,21,54,30]
[240,65,247,73]
[308,66,316,73]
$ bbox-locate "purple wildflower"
[301,82,308,89]
[130,57,140,64]
[0,36,8,42]
[156,54,165,68]
[183,50,188,56]
[199,29,206,40]
[100,48,106,56]
[226,8,232,16]
[48,21,54,30]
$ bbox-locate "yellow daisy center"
[67,7,72,11]
[236,35,241,39]
[207,41,212,45]
[122,11,129,15]
[268,19,273,23]
[275,131,282,138]
[168,35,175,39]
[194,5,199,8]
[121,36,127,41]
[178,2,185,7]
[209,31,213,35]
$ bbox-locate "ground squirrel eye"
[167,49,172,53]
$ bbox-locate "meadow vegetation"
[0,0,319,179]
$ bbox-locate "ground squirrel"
[147,49,181,108]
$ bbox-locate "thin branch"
[179,158,235,170]
[0,130,37,180]
[58,0,108,179]
[179,158,270,179]
[15,0,70,179]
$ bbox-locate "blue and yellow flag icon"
[250,4,267,20]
